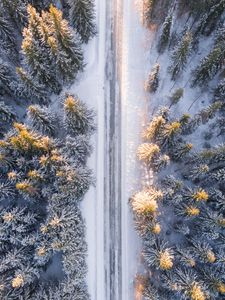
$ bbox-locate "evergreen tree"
[143,115,166,142]
[195,0,225,36]
[192,43,225,86]
[16,67,48,103]
[143,0,157,26]
[48,4,84,78]
[131,188,163,215]
[67,0,96,43]
[214,79,225,102]
[0,12,17,61]
[158,121,181,149]
[182,102,222,135]
[0,0,28,29]
[169,88,183,108]
[157,14,172,53]
[21,5,61,94]
[27,105,56,135]
[171,142,193,161]
[137,143,160,163]
[143,240,174,271]
[164,268,207,300]
[63,94,95,136]
[145,64,160,93]
[0,102,16,126]
[169,30,193,80]
[0,59,19,97]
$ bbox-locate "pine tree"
[131,187,163,215]
[48,4,84,77]
[169,88,183,108]
[143,0,157,26]
[214,79,225,101]
[145,64,160,93]
[137,143,160,163]
[195,0,225,36]
[21,6,61,94]
[29,0,53,11]
[0,59,19,97]
[153,154,170,172]
[27,105,56,135]
[201,267,225,296]
[63,94,95,136]
[157,14,172,53]
[167,268,207,300]
[182,102,222,135]
[0,12,17,61]
[192,43,225,86]
[188,164,209,181]
[0,0,28,29]
[143,240,174,271]
[143,115,166,141]
[63,135,92,166]
[67,0,96,43]
[171,143,193,161]
[16,67,48,103]
[190,239,216,264]
[169,31,193,80]
[158,121,181,148]
[176,247,196,268]
[0,102,16,126]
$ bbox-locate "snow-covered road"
[74,0,152,299]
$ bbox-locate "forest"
[131,1,225,300]
[0,0,96,299]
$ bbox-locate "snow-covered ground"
[120,0,155,299]
[68,0,106,298]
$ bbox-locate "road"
[79,0,150,299]
[104,0,122,299]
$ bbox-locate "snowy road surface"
[73,0,151,299]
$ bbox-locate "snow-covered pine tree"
[0,12,17,61]
[131,187,163,215]
[192,42,225,86]
[143,240,174,271]
[195,0,225,36]
[189,239,216,264]
[153,154,170,172]
[27,105,56,136]
[0,102,16,126]
[143,0,157,26]
[145,64,160,93]
[21,6,61,94]
[0,59,19,97]
[182,101,222,135]
[169,30,193,80]
[48,4,84,79]
[63,94,95,136]
[171,142,193,161]
[67,0,96,43]
[169,88,183,108]
[164,268,207,300]
[158,121,181,149]
[214,79,225,102]
[16,67,48,103]
[143,115,166,142]
[29,0,53,11]
[157,14,172,53]
[188,164,209,182]
[201,267,225,296]
[0,0,28,30]
[137,143,160,163]
[62,135,92,166]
